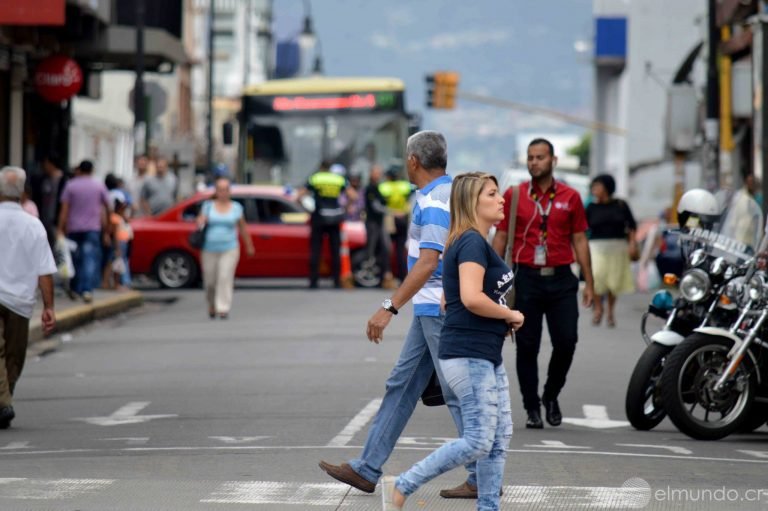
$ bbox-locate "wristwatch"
[382,298,398,315]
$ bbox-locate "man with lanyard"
[300,163,355,289]
[492,138,594,429]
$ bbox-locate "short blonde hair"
[446,172,498,248]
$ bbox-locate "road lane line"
[2,445,768,465]
[326,398,382,447]
[617,443,693,455]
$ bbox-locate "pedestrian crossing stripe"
[0,478,653,508]
[0,478,114,500]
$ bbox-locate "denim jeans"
[349,315,475,486]
[396,358,513,511]
[67,231,101,295]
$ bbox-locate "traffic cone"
[340,226,355,289]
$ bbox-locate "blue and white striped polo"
[408,174,452,317]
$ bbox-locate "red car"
[129,185,373,288]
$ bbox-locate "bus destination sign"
[246,91,404,115]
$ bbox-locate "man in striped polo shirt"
[320,131,478,498]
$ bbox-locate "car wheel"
[153,250,199,289]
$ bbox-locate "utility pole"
[754,8,768,216]
[704,0,720,189]
[206,0,216,179]
[133,0,146,156]
[243,0,251,88]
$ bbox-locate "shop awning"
[74,25,190,71]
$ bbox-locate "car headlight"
[689,249,707,267]
[679,269,711,302]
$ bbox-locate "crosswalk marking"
[327,398,382,447]
[202,481,347,505]
[0,478,114,500]
[0,441,30,450]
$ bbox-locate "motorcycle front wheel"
[625,343,672,430]
[660,333,757,440]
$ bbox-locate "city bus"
[234,76,412,186]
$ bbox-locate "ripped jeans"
[395,358,513,511]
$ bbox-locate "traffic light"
[425,71,460,109]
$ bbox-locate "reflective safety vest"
[379,180,412,214]
[308,171,347,199]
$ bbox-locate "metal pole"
[719,25,734,190]
[207,0,215,180]
[243,0,250,88]
[754,15,768,217]
[704,0,720,188]
[134,0,146,156]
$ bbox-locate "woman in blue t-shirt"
[382,172,524,511]
[197,177,255,319]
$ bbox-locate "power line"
[456,91,626,136]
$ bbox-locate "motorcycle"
[625,197,760,431]
[660,232,768,440]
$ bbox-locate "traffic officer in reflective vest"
[300,163,356,289]
[379,167,413,280]
[491,138,594,430]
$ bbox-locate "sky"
[273,0,594,174]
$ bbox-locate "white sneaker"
[380,475,401,510]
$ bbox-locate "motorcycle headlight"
[689,249,707,267]
[710,257,727,276]
[747,276,765,302]
[679,269,711,302]
[725,276,746,305]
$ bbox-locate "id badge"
[534,245,547,266]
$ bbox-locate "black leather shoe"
[0,406,15,430]
[543,398,562,426]
[525,408,543,429]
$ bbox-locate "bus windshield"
[237,77,409,186]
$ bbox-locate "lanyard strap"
[530,185,556,239]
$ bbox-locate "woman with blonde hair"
[381,172,524,511]
[197,177,254,319]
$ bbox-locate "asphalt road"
[1,280,767,510]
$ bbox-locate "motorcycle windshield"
[718,190,764,252]
[679,190,764,265]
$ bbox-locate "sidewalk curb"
[28,291,144,346]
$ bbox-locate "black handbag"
[188,226,207,249]
[421,369,446,406]
[188,201,211,249]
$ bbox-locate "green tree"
[567,133,591,170]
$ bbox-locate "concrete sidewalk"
[28,289,143,355]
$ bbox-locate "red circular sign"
[34,55,83,103]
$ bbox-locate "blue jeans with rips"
[396,358,513,511]
[348,315,476,486]
[67,231,101,295]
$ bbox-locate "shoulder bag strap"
[503,185,520,266]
